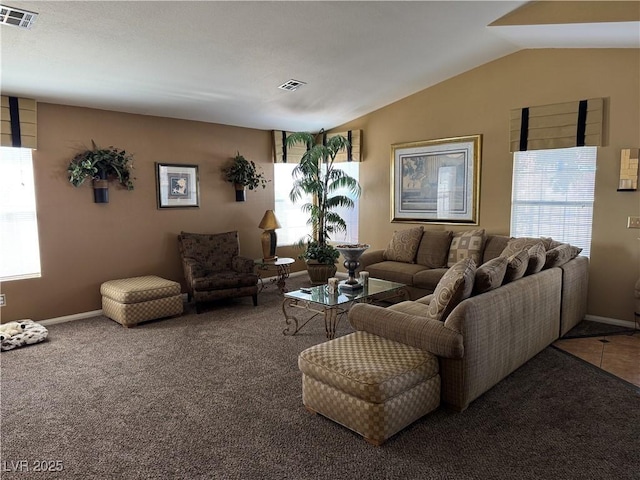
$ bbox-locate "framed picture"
[391,135,481,224]
[156,163,200,208]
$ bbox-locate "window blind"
[272,129,362,163]
[510,146,596,257]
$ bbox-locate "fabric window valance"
[510,98,603,152]
[272,129,362,163]
[1,95,37,149]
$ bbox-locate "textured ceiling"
[1,1,638,132]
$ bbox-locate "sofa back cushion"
[416,230,453,268]
[482,235,512,263]
[383,226,424,263]
[500,237,545,258]
[503,249,529,284]
[427,257,476,321]
[447,229,486,267]
[473,257,508,295]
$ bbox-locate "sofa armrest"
[232,255,255,273]
[357,249,385,273]
[348,303,464,358]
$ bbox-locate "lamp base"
[260,230,278,263]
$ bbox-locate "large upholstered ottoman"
[298,330,440,445]
[101,276,183,327]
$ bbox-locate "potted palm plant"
[222,152,269,201]
[285,131,362,284]
[67,140,135,203]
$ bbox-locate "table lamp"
[258,210,281,261]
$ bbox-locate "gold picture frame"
[391,135,481,224]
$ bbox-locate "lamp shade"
[258,210,281,230]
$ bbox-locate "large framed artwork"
[391,135,481,224]
[156,163,200,208]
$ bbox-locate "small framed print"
[156,163,200,208]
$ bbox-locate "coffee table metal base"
[282,281,408,340]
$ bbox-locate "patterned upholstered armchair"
[178,231,259,313]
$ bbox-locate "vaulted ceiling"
[1,1,638,132]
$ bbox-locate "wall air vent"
[278,79,306,92]
[0,4,38,29]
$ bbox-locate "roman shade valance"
[1,95,37,149]
[510,98,603,152]
[272,129,362,163]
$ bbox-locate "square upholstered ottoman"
[101,276,183,327]
[298,330,440,445]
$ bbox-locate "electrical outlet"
[0,294,5,307]
[628,216,640,229]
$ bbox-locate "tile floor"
[554,330,640,387]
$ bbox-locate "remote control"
[300,288,312,294]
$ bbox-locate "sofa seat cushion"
[416,230,453,268]
[366,261,428,285]
[388,300,431,317]
[428,257,476,321]
[193,271,259,290]
[412,268,449,292]
[298,331,439,404]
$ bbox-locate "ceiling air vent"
[0,4,38,29]
[278,79,306,92]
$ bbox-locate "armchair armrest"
[232,255,255,274]
[348,303,463,358]
[182,258,207,278]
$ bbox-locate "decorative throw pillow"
[447,229,486,267]
[526,243,546,275]
[541,237,583,258]
[416,230,453,268]
[500,237,544,258]
[503,250,529,284]
[473,257,508,295]
[383,226,424,263]
[427,257,476,322]
[544,243,574,269]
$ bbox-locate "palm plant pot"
[306,261,337,285]
[234,183,246,202]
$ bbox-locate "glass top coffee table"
[282,278,408,339]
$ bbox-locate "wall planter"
[67,140,135,203]
[222,152,268,202]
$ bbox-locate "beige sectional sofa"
[349,227,589,412]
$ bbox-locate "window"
[0,147,41,280]
[274,162,359,246]
[510,146,596,257]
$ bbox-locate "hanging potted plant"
[67,140,135,203]
[222,152,269,201]
[285,131,361,285]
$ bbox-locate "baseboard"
[39,309,103,326]
[584,314,637,330]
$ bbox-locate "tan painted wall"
[0,104,303,321]
[3,49,639,323]
[338,49,640,322]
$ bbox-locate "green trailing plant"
[68,140,135,190]
[285,131,361,265]
[222,152,269,190]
